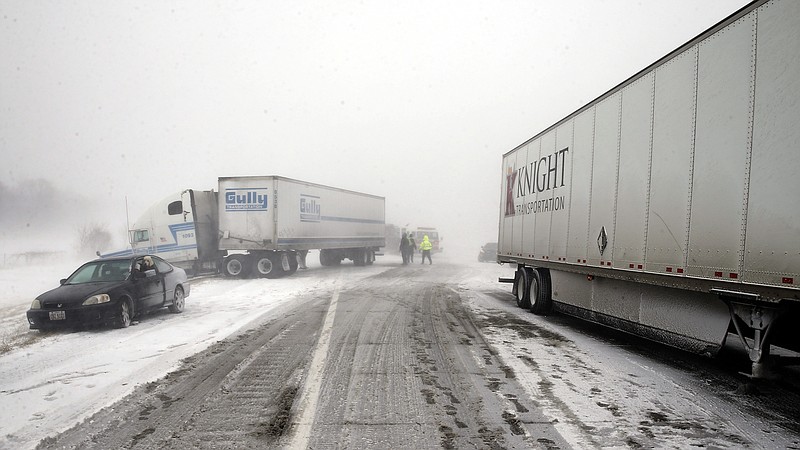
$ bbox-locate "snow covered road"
[1,253,799,449]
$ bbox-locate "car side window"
[154,258,172,273]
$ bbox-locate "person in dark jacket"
[399,232,410,265]
[408,234,417,263]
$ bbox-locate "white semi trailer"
[498,0,799,376]
[106,176,386,278]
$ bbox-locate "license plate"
[49,311,66,321]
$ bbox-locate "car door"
[134,258,165,309]
[153,257,176,303]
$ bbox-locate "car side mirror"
[60,278,67,285]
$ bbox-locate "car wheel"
[116,299,132,328]
[169,286,185,313]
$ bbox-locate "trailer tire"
[366,249,375,265]
[320,249,341,267]
[285,254,299,276]
[319,250,332,266]
[529,268,552,315]
[266,253,288,279]
[514,268,532,309]
[353,248,368,266]
[224,255,249,278]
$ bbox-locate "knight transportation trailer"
[106,176,386,278]
[498,0,799,376]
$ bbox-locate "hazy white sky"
[1,0,750,253]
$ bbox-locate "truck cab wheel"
[224,255,249,277]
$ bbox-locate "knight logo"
[225,188,269,211]
[300,194,321,222]
[504,167,517,217]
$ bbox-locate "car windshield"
[66,260,131,284]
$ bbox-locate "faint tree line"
[75,223,112,257]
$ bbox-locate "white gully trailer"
[218,176,385,277]
[498,0,799,377]
[108,176,385,278]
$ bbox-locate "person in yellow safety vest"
[419,235,433,264]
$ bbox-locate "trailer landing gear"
[730,302,781,379]
[714,289,782,379]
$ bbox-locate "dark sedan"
[26,255,190,330]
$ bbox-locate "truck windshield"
[130,229,149,244]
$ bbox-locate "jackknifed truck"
[107,176,386,278]
[498,0,799,376]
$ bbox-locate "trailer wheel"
[514,268,532,309]
[529,269,552,315]
[366,249,375,265]
[224,255,249,277]
[353,248,368,266]
[253,255,277,278]
[285,253,299,276]
[320,249,341,266]
[265,253,287,279]
[320,250,332,266]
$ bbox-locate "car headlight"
[82,294,111,306]
[30,299,41,310]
